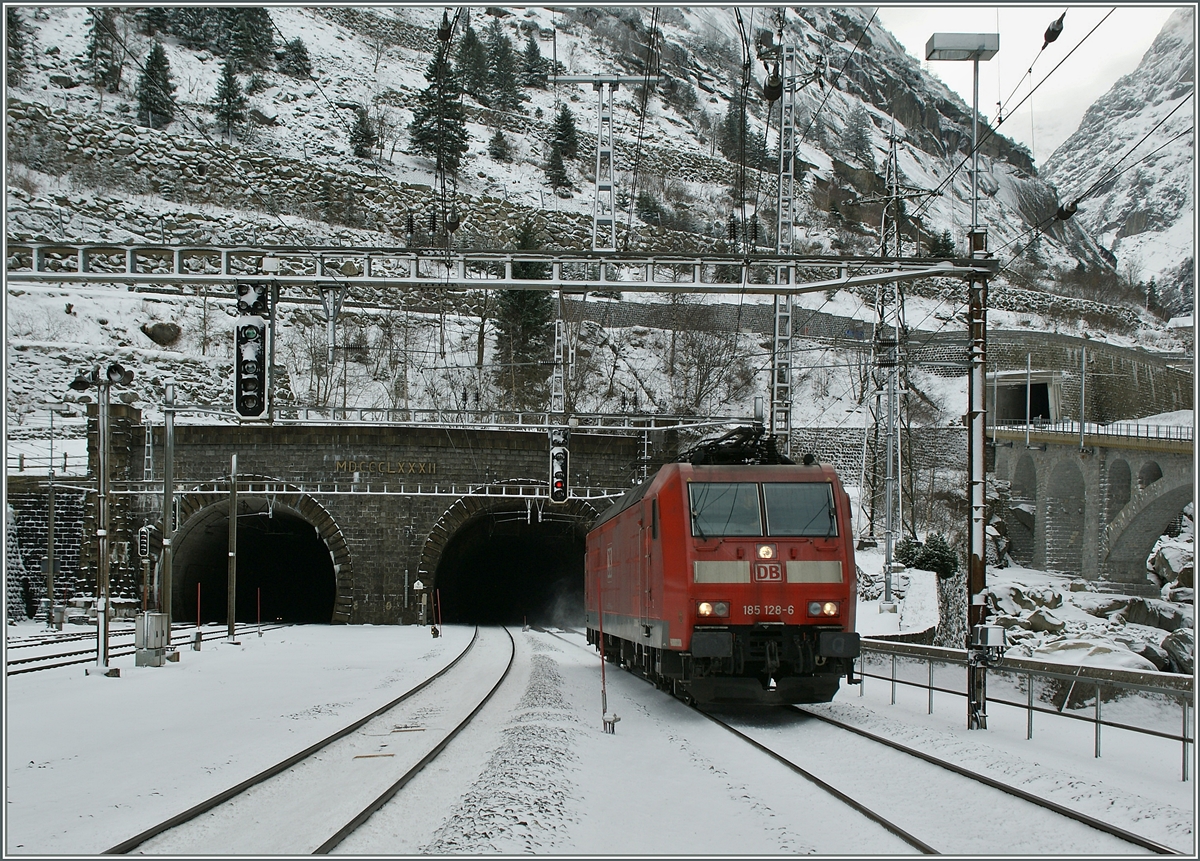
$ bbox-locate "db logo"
[753,562,782,582]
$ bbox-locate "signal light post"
[549,428,570,504]
[69,362,134,677]
[235,282,270,420]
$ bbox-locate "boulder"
[141,321,181,346]
[1150,542,1194,588]
[1030,638,1158,671]
[1161,627,1194,675]
[1027,607,1066,633]
[1115,636,1171,670]
[1163,585,1194,604]
[1116,598,1193,632]
[985,584,1035,615]
[1074,594,1132,619]
[249,108,279,126]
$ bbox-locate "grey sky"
[873,5,1181,165]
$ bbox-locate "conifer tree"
[226,8,274,71]
[845,103,875,169]
[520,32,547,88]
[278,37,312,78]
[717,103,747,162]
[494,220,553,411]
[350,107,377,158]
[455,24,490,105]
[86,7,123,92]
[545,144,570,188]
[135,41,176,129]
[136,7,167,36]
[168,7,215,50]
[409,43,469,177]
[212,59,248,141]
[485,18,521,113]
[488,128,511,162]
[6,7,29,87]
[551,104,578,160]
[927,229,955,258]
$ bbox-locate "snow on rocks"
[982,568,1195,674]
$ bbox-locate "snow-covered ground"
[4,617,1194,856]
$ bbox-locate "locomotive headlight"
[808,601,840,617]
[697,601,730,617]
[756,543,776,560]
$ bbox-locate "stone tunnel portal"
[172,504,336,624]
[433,508,590,628]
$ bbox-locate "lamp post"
[70,363,134,676]
[926,32,999,730]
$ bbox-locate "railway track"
[6,623,292,675]
[785,706,1182,855]
[550,626,1181,855]
[102,625,515,855]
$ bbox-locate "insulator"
[763,70,783,102]
[750,220,759,244]
[1043,11,1065,47]
[406,212,415,234]
[727,217,738,241]
[1056,201,1078,221]
[428,210,437,234]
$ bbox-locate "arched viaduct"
[994,428,1193,591]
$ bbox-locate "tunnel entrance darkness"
[173,507,336,624]
[433,511,587,627]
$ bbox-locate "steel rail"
[698,709,937,853]
[6,623,291,676]
[792,706,1181,855]
[313,626,517,853]
[539,627,934,853]
[102,626,482,854]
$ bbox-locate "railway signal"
[234,316,268,419]
[549,428,570,503]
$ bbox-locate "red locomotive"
[585,427,860,705]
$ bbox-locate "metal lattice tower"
[551,315,566,415]
[593,81,617,252]
[552,75,646,252]
[770,45,801,453]
[143,421,154,481]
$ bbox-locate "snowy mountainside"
[3,5,1184,434]
[1042,6,1196,315]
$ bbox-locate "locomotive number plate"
[753,562,783,582]
[744,605,795,616]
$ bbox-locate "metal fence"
[993,420,1193,442]
[858,638,1194,781]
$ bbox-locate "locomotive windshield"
[689,482,837,537]
[763,482,838,537]
[689,482,762,537]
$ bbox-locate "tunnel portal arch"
[154,478,352,624]
[418,483,606,627]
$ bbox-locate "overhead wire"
[623,7,660,250]
[908,9,1115,226]
[795,8,878,147]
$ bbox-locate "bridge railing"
[992,420,1193,442]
